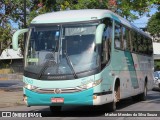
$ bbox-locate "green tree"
[147,12,160,42]
[0,0,32,27]
[24,0,160,22]
[0,0,160,57]
[55,0,160,21]
[0,0,24,67]
[1,0,160,26]
[27,0,57,25]
[0,25,12,55]
[0,0,32,56]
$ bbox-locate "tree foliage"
[0,0,31,27]
[0,0,160,57]
[0,24,12,55]
[147,12,160,42]
[1,0,159,28]
[0,0,34,59]
[0,0,31,56]
[26,0,160,22]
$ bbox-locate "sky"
[132,7,158,28]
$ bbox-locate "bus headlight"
[78,79,102,89]
[24,84,37,90]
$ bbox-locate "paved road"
[0,80,23,91]
[0,90,160,120]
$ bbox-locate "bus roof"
[31,9,151,38]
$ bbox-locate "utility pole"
[24,0,26,28]
[24,0,27,47]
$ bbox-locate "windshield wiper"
[64,50,78,79]
[38,60,57,79]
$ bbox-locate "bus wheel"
[50,106,62,113]
[139,83,147,101]
[106,101,116,112]
[105,88,118,111]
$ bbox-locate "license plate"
[51,98,64,103]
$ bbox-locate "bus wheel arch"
[132,77,148,102]
[114,78,120,102]
[145,77,148,88]
[143,77,148,100]
[137,77,148,101]
[107,78,120,112]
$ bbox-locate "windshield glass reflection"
[25,23,100,77]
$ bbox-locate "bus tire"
[132,82,147,101]
[107,101,116,112]
[104,80,120,112]
[50,106,62,113]
[139,82,147,101]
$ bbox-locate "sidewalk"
[0,79,25,108]
[0,89,25,108]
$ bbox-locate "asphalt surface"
[0,80,160,119]
[0,90,159,120]
[0,80,23,91]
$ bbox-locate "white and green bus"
[12,9,154,112]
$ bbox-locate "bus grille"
[34,87,83,94]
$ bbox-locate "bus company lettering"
[24,78,33,84]
[47,76,66,79]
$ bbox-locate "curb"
[0,87,23,92]
[0,74,23,80]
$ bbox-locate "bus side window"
[143,37,148,54]
[148,38,153,55]
[114,23,122,49]
[101,18,112,68]
[137,34,142,53]
[122,27,130,51]
[130,30,138,52]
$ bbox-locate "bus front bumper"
[23,88,94,106]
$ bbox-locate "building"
[153,42,160,60]
[0,48,23,73]
[0,48,23,60]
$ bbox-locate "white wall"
[153,42,160,55]
[0,48,23,60]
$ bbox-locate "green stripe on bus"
[124,51,139,89]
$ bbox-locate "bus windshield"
[25,23,100,78]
